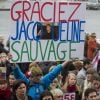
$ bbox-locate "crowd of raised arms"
[0,32,100,100]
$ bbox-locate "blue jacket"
[13,64,63,100]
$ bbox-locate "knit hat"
[29,62,43,76]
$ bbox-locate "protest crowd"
[0,27,100,100]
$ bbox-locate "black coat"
[10,95,33,100]
[0,42,9,54]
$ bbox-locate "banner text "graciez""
[11,1,81,22]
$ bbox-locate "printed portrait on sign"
[37,23,59,40]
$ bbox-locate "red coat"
[87,38,96,60]
[0,88,11,100]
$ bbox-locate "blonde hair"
[50,88,63,97]
[62,72,77,92]
[29,62,39,70]
[67,72,76,84]
[29,62,43,76]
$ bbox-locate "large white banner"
[10,1,86,63]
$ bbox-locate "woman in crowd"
[87,33,97,61]
[8,72,16,92]
[12,60,69,100]
[62,72,81,100]
[11,79,32,100]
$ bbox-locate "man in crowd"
[84,88,97,100]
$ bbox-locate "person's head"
[0,79,8,90]
[0,53,7,62]
[86,68,96,82]
[73,60,83,71]
[29,62,43,83]
[84,88,97,100]
[50,78,58,89]
[83,59,91,70]
[85,33,90,40]
[67,72,76,85]
[92,73,100,89]
[8,72,16,86]
[13,80,27,97]
[50,88,63,100]
[40,90,54,100]
[46,24,52,33]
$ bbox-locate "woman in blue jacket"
[12,61,68,100]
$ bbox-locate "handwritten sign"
[10,1,86,62]
[63,93,75,100]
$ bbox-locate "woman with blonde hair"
[62,72,82,100]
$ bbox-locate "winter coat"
[13,64,63,100]
[0,88,11,100]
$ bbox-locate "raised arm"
[41,61,69,88]
[12,64,30,85]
